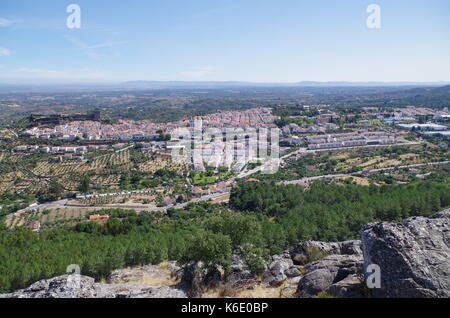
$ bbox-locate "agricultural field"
[255,144,450,183]
[0,129,17,140]
[0,147,189,197]
[4,207,90,230]
[328,145,450,173]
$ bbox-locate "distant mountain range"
[122,80,450,88]
[0,81,449,93]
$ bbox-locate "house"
[13,145,28,152]
[286,136,300,145]
[89,214,110,221]
[155,186,165,193]
[28,221,41,233]
[192,186,208,197]
[162,196,176,206]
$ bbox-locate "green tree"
[182,231,232,270]
[78,175,91,193]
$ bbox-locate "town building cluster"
[396,123,448,131]
[373,106,450,123]
[391,106,449,118]
[306,131,396,150]
[19,107,281,173]
[172,108,281,172]
[192,107,277,128]
[21,119,186,141]
[281,123,339,135]
[12,144,129,162]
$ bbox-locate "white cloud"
[0,47,11,56]
[0,18,12,27]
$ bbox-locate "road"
[283,160,450,185]
[68,191,230,211]
[9,190,232,219]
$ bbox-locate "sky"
[0,0,449,84]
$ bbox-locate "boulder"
[361,209,450,298]
[297,268,335,296]
[0,274,186,298]
[223,254,259,292]
[167,261,184,281]
[285,266,302,278]
[107,268,144,284]
[262,270,287,287]
[296,253,363,296]
[305,254,363,283]
[326,274,365,298]
[290,240,362,265]
[180,262,222,297]
[262,252,293,286]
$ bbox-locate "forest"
[0,180,449,293]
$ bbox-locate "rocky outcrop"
[290,240,362,265]
[362,209,450,298]
[261,251,308,288]
[295,244,365,297]
[326,274,364,298]
[228,254,258,282]
[0,275,187,298]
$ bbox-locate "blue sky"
[0,0,449,83]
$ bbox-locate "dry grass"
[329,153,349,160]
[209,193,230,204]
[202,279,297,298]
[337,176,371,186]
[108,263,178,287]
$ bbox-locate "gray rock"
[326,274,365,298]
[225,254,257,287]
[290,240,362,265]
[270,259,292,275]
[361,209,450,298]
[296,253,364,297]
[305,254,363,282]
[0,275,186,298]
[180,262,222,297]
[285,266,302,278]
[107,268,144,284]
[262,271,287,287]
[261,253,294,286]
[167,261,184,281]
[297,268,335,296]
